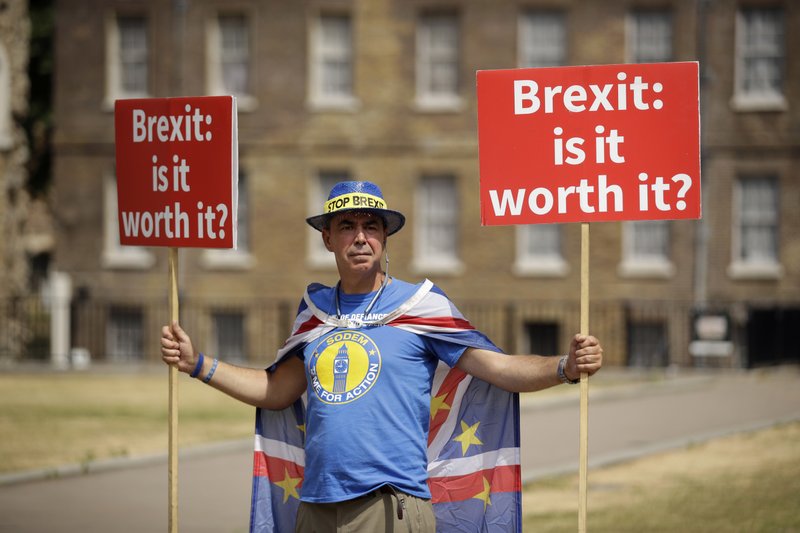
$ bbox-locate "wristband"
[202,358,219,384]
[190,353,205,378]
[558,354,580,385]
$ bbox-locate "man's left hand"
[566,334,603,381]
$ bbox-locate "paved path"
[1,368,799,532]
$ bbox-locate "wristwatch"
[557,354,580,385]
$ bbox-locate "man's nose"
[354,228,367,243]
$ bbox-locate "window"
[518,11,566,67]
[628,10,672,63]
[102,174,154,269]
[202,170,252,269]
[210,310,246,362]
[207,13,255,109]
[106,306,144,361]
[730,176,781,278]
[308,171,349,267]
[514,225,568,277]
[524,322,560,356]
[310,14,355,109]
[733,8,786,110]
[416,13,460,110]
[627,321,668,367]
[105,14,148,107]
[413,175,461,273]
[0,44,11,149]
[620,221,672,278]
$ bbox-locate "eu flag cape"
[249,279,521,532]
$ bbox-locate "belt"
[377,485,406,520]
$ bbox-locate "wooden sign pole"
[168,247,179,533]
[578,223,590,532]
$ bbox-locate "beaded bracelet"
[190,353,205,378]
[202,358,219,384]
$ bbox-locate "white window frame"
[732,7,787,111]
[514,225,568,277]
[518,11,567,68]
[308,13,357,111]
[104,13,149,110]
[619,221,673,278]
[102,173,155,269]
[0,43,12,150]
[412,175,463,274]
[206,12,257,111]
[307,171,349,269]
[415,13,462,112]
[626,10,673,63]
[203,169,253,270]
[729,176,782,279]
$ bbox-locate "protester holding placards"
[160,180,603,532]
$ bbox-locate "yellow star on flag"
[274,468,302,503]
[453,420,483,455]
[430,393,451,420]
[473,477,492,510]
[296,423,306,434]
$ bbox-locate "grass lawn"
[0,370,254,474]
[522,422,800,532]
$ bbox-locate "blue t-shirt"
[295,279,468,503]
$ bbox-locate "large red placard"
[477,62,700,225]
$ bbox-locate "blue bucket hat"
[306,181,406,235]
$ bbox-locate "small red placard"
[114,96,238,248]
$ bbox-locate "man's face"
[322,211,387,275]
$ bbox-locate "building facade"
[49,0,799,368]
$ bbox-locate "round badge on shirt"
[308,330,382,404]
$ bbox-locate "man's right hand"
[161,321,197,374]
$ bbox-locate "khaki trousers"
[295,488,436,533]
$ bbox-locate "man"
[161,180,603,532]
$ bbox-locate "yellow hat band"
[324,192,388,214]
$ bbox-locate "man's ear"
[322,229,333,252]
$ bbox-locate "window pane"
[219,14,249,95]
[419,176,458,259]
[520,12,566,67]
[739,178,778,262]
[630,11,672,63]
[522,225,561,258]
[212,310,245,361]
[628,221,669,259]
[628,321,668,367]
[525,322,559,355]
[419,14,459,97]
[318,15,353,97]
[118,16,148,94]
[739,8,784,97]
[107,306,144,361]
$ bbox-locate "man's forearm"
[190,355,304,410]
